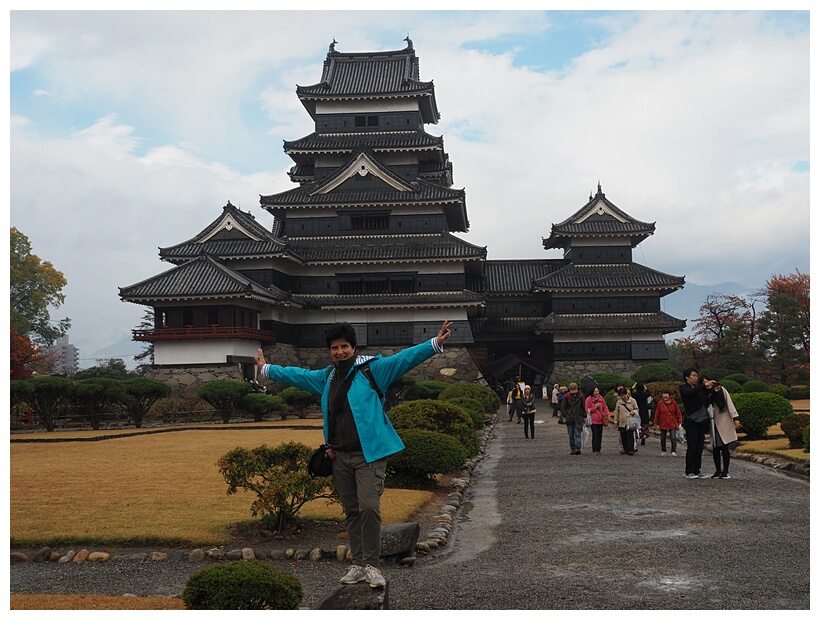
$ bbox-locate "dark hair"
[662,389,672,396]
[683,367,698,381]
[635,382,646,392]
[325,322,357,349]
[617,388,628,396]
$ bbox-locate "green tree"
[133,308,155,365]
[757,294,809,385]
[279,387,320,419]
[26,375,73,431]
[10,228,70,346]
[69,378,122,430]
[240,393,287,422]
[197,380,252,423]
[118,377,172,428]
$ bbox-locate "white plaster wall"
[154,339,259,365]
[316,100,418,114]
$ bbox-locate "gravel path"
[10,410,811,609]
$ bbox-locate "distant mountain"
[85,336,146,370]
[661,281,760,340]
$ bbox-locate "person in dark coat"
[632,382,653,449]
[679,368,716,479]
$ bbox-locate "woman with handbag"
[614,388,640,456]
[653,389,683,456]
[584,386,611,455]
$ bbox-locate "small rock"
[10,552,29,563]
[226,549,242,561]
[59,551,76,563]
[284,548,295,559]
[149,552,167,561]
[73,549,90,564]
[35,547,52,563]
[399,555,417,566]
[169,551,186,561]
[188,549,205,562]
[293,547,311,561]
[336,545,348,562]
[206,548,225,560]
[253,548,268,560]
[309,548,322,562]
[130,553,148,561]
[49,552,61,562]
[268,549,286,560]
[88,552,110,562]
[241,548,255,562]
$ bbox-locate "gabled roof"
[533,263,685,294]
[296,42,439,123]
[534,312,686,335]
[543,184,655,249]
[261,149,469,232]
[119,253,294,306]
[159,202,287,264]
[485,259,566,294]
[285,233,486,264]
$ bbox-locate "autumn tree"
[10,227,71,346]
[10,327,54,379]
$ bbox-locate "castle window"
[350,213,389,230]
[355,116,366,127]
[367,115,378,126]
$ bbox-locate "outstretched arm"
[255,348,266,370]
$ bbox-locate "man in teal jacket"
[255,320,452,588]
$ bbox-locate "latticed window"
[350,213,389,230]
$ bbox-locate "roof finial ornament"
[329,38,337,53]
[597,180,602,195]
[404,34,413,50]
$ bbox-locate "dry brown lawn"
[10,420,433,546]
[10,594,186,610]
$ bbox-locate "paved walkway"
[383,406,810,609]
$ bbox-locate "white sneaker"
[660,451,667,456]
[340,565,366,584]
[364,564,386,588]
[670,451,677,457]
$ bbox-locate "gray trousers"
[331,450,386,567]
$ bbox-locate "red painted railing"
[132,326,276,342]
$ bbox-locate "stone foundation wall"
[147,344,483,396]
[141,364,245,398]
[548,360,642,385]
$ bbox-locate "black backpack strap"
[358,360,383,400]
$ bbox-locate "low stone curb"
[10,416,498,566]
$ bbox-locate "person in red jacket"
[653,389,684,456]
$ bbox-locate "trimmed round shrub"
[239,393,287,422]
[802,424,810,453]
[387,428,468,486]
[768,383,790,398]
[587,372,632,393]
[720,379,742,394]
[631,363,680,383]
[780,413,810,448]
[742,380,770,394]
[731,392,794,439]
[723,373,751,385]
[182,560,303,609]
[646,381,683,408]
[388,399,479,457]
[403,380,450,401]
[438,383,500,414]
[789,386,810,400]
[442,397,485,429]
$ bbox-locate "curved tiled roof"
[119,254,292,304]
[485,260,566,294]
[286,233,486,263]
[260,177,464,207]
[533,263,684,292]
[284,131,443,154]
[469,316,542,335]
[160,202,286,263]
[534,312,686,334]
[543,185,655,249]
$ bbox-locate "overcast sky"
[7,7,811,367]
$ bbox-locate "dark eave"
[293,290,485,311]
[119,253,293,306]
[285,233,486,264]
[283,131,444,161]
[533,263,685,294]
[469,316,542,335]
[534,312,687,335]
[485,259,567,294]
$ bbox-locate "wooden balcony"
[132,326,276,343]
